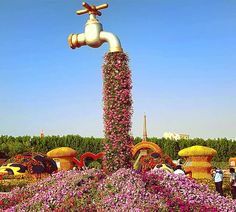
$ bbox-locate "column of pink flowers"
[102,52,133,173]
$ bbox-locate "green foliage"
[0,179,30,192]
[132,137,235,162]
[0,135,235,162]
[88,161,102,169]
[135,137,235,162]
[211,161,229,170]
[0,135,103,159]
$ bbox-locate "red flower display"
[72,152,104,168]
[102,52,133,173]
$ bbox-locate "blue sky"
[0,0,236,139]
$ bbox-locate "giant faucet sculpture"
[68,2,133,173]
[68,2,123,52]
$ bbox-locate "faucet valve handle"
[76,2,108,16]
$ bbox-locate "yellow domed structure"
[178,145,217,179]
[47,147,77,171]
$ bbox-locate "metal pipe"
[100,31,123,53]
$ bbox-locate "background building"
[163,132,189,140]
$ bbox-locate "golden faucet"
[68,2,123,52]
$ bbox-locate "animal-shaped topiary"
[0,152,57,176]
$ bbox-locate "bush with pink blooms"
[102,52,133,173]
[0,169,104,211]
[144,169,235,211]
[96,168,162,211]
[0,168,235,211]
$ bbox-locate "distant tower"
[143,114,147,141]
[40,130,44,138]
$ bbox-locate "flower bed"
[0,168,235,211]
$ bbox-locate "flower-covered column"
[102,52,133,173]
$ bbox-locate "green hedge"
[146,137,236,162]
[0,135,103,159]
[0,135,235,162]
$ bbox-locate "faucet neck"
[86,14,100,25]
[89,14,97,20]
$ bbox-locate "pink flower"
[102,52,133,173]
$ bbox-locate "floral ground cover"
[0,168,235,211]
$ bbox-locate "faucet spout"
[100,31,123,52]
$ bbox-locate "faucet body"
[68,14,123,52]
